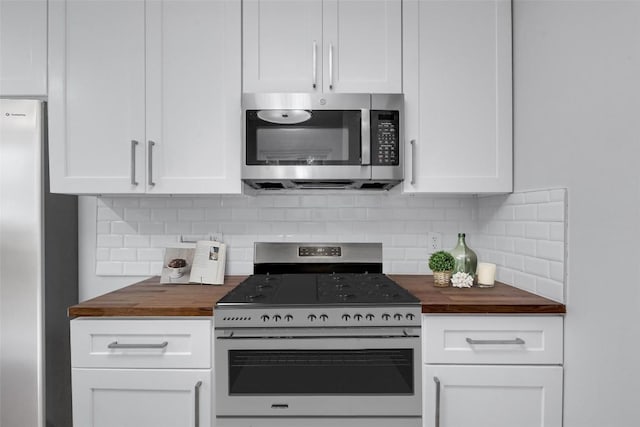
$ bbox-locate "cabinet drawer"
[423,315,563,364]
[71,318,212,368]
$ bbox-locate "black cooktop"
[216,273,420,307]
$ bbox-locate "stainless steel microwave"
[242,93,403,190]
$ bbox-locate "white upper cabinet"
[145,0,241,194]
[322,0,401,93]
[0,0,47,96]
[49,0,146,194]
[49,0,241,195]
[403,0,513,193]
[243,0,401,93]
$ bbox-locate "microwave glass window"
[246,110,362,165]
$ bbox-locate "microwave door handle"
[361,109,371,165]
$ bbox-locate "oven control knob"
[284,314,293,322]
[394,313,403,321]
[382,313,391,321]
[354,314,363,321]
[319,314,329,322]
[273,314,282,322]
[366,314,375,321]
[308,314,317,322]
[342,314,351,321]
[406,313,415,320]
[261,314,270,322]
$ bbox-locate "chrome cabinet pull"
[434,376,441,427]
[312,41,317,89]
[465,337,525,345]
[329,43,334,90]
[148,140,156,186]
[194,381,202,427]
[410,139,416,185]
[130,140,139,186]
[107,341,168,349]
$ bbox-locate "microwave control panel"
[371,111,400,166]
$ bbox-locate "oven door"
[215,327,421,418]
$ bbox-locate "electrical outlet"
[427,232,442,254]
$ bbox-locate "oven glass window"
[245,110,362,165]
[228,349,414,394]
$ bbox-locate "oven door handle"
[217,333,420,340]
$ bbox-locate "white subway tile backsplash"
[514,205,537,221]
[95,189,567,302]
[97,235,123,248]
[138,222,165,234]
[536,240,565,262]
[97,207,122,221]
[524,256,549,277]
[123,262,150,276]
[96,261,123,275]
[137,248,164,261]
[97,221,111,234]
[536,278,564,302]
[524,191,550,204]
[123,208,150,222]
[139,198,168,208]
[124,235,150,248]
[111,221,137,235]
[151,208,177,221]
[525,222,550,239]
[505,222,525,237]
[538,202,565,222]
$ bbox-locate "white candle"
[476,262,497,287]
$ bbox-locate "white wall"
[513,1,640,426]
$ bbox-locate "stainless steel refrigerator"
[0,99,77,427]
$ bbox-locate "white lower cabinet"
[422,315,564,427]
[70,317,214,427]
[423,365,562,427]
[72,368,211,427]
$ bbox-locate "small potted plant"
[428,251,455,287]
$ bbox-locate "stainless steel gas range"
[214,243,422,427]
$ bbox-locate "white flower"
[451,272,473,288]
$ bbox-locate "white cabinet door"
[49,0,242,195]
[243,0,323,93]
[423,365,563,427]
[403,0,512,193]
[145,0,241,194]
[72,368,211,427]
[322,0,401,93]
[48,0,146,194]
[0,0,47,96]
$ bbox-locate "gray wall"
[513,1,640,426]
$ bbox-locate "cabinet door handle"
[107,341,168,349]
[148,140,156,187]
[194,380,203,427]
[130,140,139,186]
[329,43,334,90]
[465,337,525,345]
[434,376,441,427]
[410,139,416,185]
[312,40,317,89]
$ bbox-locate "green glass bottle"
[450,233,478,278]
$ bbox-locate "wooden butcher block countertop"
[68,275,565,317]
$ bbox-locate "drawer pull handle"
[465,337,525,345]
[107,341,168,349]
